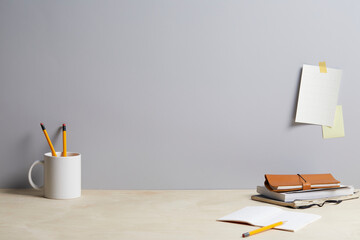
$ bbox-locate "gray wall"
[1,0,359,189]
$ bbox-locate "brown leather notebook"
[265,173,340,192]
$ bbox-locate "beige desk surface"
[1,189,359,240]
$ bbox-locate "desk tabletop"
[0,189,359,240]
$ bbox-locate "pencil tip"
[40,123,46,130]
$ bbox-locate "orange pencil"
[40,123,57,156]
[62,124,67,156]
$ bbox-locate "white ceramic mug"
[28,152,81,199]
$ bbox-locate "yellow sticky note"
[322,105,345,139]
[319,61,327,73]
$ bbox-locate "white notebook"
[218,206,321,232]
[257,185,354,203]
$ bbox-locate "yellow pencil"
[40,123,57,157]
[242,221,284,238]
[62,124,67,156]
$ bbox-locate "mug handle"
[28,160,44,190]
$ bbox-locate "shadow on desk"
[1,188,43,198]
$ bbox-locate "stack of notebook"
[252,174,358,208]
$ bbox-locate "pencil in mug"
[40,123,57,157]
[62,124,67,156]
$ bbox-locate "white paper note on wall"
[295,64,342,126]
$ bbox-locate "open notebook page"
[218,206,321,232]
